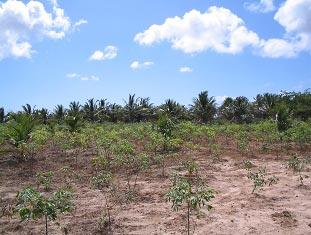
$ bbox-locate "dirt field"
[1,146,311,235]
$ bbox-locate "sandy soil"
[0,146,311,235]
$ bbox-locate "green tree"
[219,97,235,121]
[276,103,291,132]
[53,105,65,123]
[124,94,139,122]
[22,104,35,115]
[68,101,81,117]
[160,99,188,121]
[0,107,5,123]
[232,96,251,123]
[191,91,216,123]
[83,98,98,122]
[253,93,279,119]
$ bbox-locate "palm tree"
[253,93,279,119]
[161,99,187,120]
[219,97,235,121]
[291,90,311,121]
[22,104,35,115]
[39,108,49,125]
[191,91,216,123]
[97,99,109,122]
[54,105,65,122]
[232,96,251,123]
[124,94,139,122]
[83,98,98,122]
[68,101,81,117]
[107,103,122,123]
[0,107,4,123]
[137,97,154,122]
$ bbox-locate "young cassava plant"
[15,186,74,235]
[167,175,214,235]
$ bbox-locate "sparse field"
[1,120,311,234]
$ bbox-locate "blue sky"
[1,0,311,111]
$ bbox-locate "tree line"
[1,90,310,127]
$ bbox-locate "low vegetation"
[0,90,311,234]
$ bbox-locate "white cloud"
[80,75,100,81]
[0,0,85,60]
[258,0,311,58]
[66,73,79,79]
[89,45,118,61]
[179,66,192,73]
[258,38,299,58]
[134,7,260,54]
[130,61,154,70]
[244,0,275,13]
[67,73,100,81]
[72,19,88,32]
[135,2,311,59]
[274,0,311,34]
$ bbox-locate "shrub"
[287,155,305,185]
[16,187,74,235]
[167,176,214,235]
[247,167,279,193]
[5,114,36,159]
[36,171,54,191]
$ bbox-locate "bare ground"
[1,147,311,235]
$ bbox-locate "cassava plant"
[287,154,305,185]
[36,171,54,191]
[182,158,198,176]
[247,167,279,193]
[113,140,150,200]
[91,171,119,233]
[167,175,214,235]
[15,186,74,235]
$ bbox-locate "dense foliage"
[1,90,310,125]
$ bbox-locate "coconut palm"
[53,105,65,122]
[39,108,49,125]
[161,99,187,120]
[68,101,81,117]
[97,99,110,122]
[83,98,98,122]
[107,103,122,123]
[219,97,235,121]
[124,94,139,122]
[232,96,251,123]
[0,107,4,123]
[191,91,216,123]
[6,113,36,148]
[22,104,35,115]
[137,97,154,122]
[253,93,279,119]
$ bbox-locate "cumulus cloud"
[130,61,154,70]
[135,2,311,58]
[89,45,118,61]
[258,0,311,58]
[67,73,100,81]
[244,0,276,13]
[179,66,192,73]
[0,0,85,60]
[134,7,260,54]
